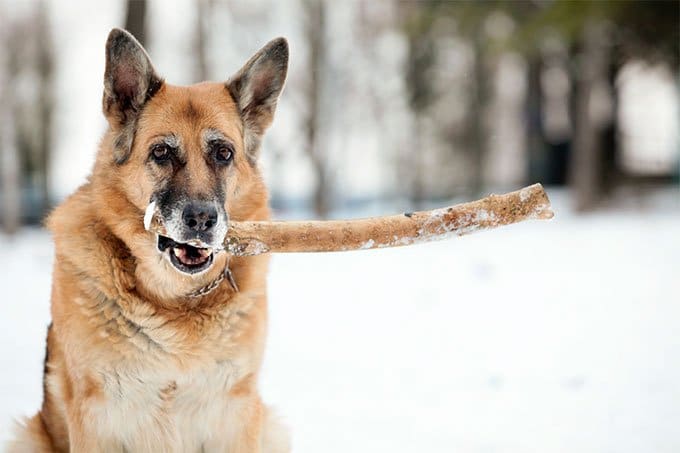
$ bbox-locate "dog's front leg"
[227,396,265,453]
[66,397,122,453]
[202,376,265,453]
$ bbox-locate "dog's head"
[100,28,287,277]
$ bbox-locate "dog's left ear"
[103,28,163,164]
[227,37,288,164]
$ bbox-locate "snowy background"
[2,190,680,452]
[1,0,680,451]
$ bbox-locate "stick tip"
[526,183,555,220]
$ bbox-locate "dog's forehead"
[140,82,243,143]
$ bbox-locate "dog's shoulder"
[47,182,97,246]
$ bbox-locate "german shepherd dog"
[9,29,289,452]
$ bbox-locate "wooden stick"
[148,184,553,256]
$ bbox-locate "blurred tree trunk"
[402,2,435,207]
[125,0,147,45]
[303,0,331,217]
[0,18,21,234]
[194,0,210,82]
[36,4,54,215]
[569,23,609,211]
[600,46,621,193]
[526,55,547,184]
[410,116,425,207]
[468,26,489,197]
[0,110,20,234]
[404,28,432,207]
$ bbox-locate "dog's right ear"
[103,28,163,164]
[227,38,288,164]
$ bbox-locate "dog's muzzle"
[145,200,228,276]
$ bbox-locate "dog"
[8,28,290,452]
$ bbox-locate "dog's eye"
[151,144,171,163]
[214,145,234,165]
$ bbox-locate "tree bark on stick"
[148,184,553,256]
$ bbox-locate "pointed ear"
[103,28,163,164]
[227,37,288,164]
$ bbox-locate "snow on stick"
[147,183,554,256]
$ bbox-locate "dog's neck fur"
[47,173,271,359]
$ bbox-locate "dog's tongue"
[173,244,211,266]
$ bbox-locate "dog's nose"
[182,202,218,232]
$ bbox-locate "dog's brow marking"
[152,134,185,161]
[203,128,228,146]
[184,100,200,122]
[161,134,180,149]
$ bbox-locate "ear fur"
[103,28,163,164]
[227,37,289,164]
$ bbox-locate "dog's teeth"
[170,243,212,267]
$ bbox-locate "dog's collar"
[186,259,239,298]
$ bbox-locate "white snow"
[1,192,680,452]
[359,239,375,250]
[519,187,531,202]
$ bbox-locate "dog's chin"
[157,235,215,276]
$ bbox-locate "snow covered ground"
[1,190,679,452]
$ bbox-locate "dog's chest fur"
[49,216,268,450]
[97,358,241,451]
[62,280,266,451]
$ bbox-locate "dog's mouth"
[157,235,214,275]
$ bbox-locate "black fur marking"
[184,101,200,122]
[38,323,59,451]
[156,185,185,221]
[404,212,414,218]
[38,410,56,451]
[113,121,138,165]
[146,76,164,102]
[42,323,52,398]
[38,322,58,450]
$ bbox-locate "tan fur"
[9,34,289,453]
